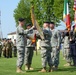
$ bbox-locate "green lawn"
[0,51,76,75]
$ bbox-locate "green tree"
[13,0,31,27]
[14,0,74,27]
[30,0,55,25]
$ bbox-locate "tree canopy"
[13,0,74,27]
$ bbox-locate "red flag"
[66,2,71,31]
[63,0,71,31]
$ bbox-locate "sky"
[0,0,20,38]
[0,0,66,38]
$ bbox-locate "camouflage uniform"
[0,41,2,57]
[70,30,76,66]
[64,32,71,65]
[5,40,12,58]
[24,29,37,70]
[16,25,34,69]
[50,29,61,68]
[13,40,17,57]
[40,28,52,70]
[61,32,65,57]
[9,40,13,58]
[2,40,6,57]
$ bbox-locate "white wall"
[7,34,16,43]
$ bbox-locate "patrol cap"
[18,18,25,22]
[26,23,32,27]
[50,22,55,25]
[43,21,50,24]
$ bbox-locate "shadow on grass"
[57,67,76,72]
[26,67,76,73]
[26,68,42,72]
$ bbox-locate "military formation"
[0,18,76,73]
[0,38,17,58]
[62,26,76,67]
[15,18,76,73]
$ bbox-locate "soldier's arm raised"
[24,26,35,34]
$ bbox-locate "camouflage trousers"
[0,46,2,57]
[13,46,17,57]
[2,47,6,57]
[51,47,60,67]
[17,46,25,68]
[9,48,12,58]
[70,43,76,66]
[41,47,52,68]
[24,47,34,65]
[61,43,65,57]
[64,48,72,63]
[6,47,12,58]
[6,47,9,58]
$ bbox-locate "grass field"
[0,51,76,75]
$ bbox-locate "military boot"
[64,63,71,66]
[49,66,54,72]
[53,66,58,71]
[16,67,24,73]
[25,64,34,70]
[39,68,47,72]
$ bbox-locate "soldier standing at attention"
[70,25,76,66]
[16,18,34,73]
[39,22,52,72]
[50,22,61,71]
[0,40,2,57]
[5,39,11,58]
[64,29,71,66]
[13,39,17,57]
[16,18,26,73]
[61,32,65,59]
[9,39,13,58]
[2,38,7,58]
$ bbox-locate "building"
[7,31,16,43]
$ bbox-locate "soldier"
[16,18,34,73]
[50,22,61,71]
[0,40,2,57]
[70,25,76,66]
[24,23,37,70]
[64,29,71,66]
[5,39,12,58]
[2,38,7,58]
[9,39,13,58]
[13,39,17,57]
[39,22,52,72]
[61,31,65,59]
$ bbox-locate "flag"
[74,24,76,31]
[63,0,71,31]
[63,0,67,23]
[74,11,76,23]
[73,0,76,10]
[73,0,76,32]
[31,6,44,40]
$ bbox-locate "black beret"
[50,22,55,25]
[43,21,50,24]
[18,18,25,22]
[26,23,32,27]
